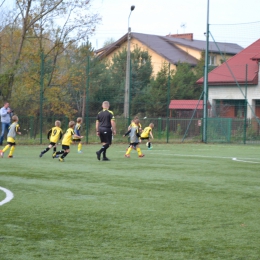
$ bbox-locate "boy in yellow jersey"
[39,120,63,158]
[123,118,144,158]
[55,121,83,162]
[72,117,83,154]
[140,123,154,149]
[0,115,21,158]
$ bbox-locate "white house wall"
[208,83,260,118]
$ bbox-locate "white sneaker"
[78,151,82,154]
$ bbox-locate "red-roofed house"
[197,39,260,118]
[169,100,210,118]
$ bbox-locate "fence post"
[30,116,34,138]
[243,64,248,144]
[85,54,90,144]
[158,117,162,140]
[40,51,44,144]
[167,62,170,143]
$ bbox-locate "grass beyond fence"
[1,143,260,259]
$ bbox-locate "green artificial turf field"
[0,143,260,259]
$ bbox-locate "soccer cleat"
[124,154,130,158]
[39,152,43,157]
[138,154,145,158]
[78,151,82,154]
[0,150,3,158]
[102,157,110,161]
[52,152,57,159]
[59,157,64,162]
[55,155,59,158]
[148,147,153,150]
[96,151,101,161]
[8,155,13,158]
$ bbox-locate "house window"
[255,100,260,118]
[209,55,216,65]
[215,100,245,118]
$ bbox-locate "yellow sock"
[126,147,132,155]
[78,143,82,151]
[3,145,10,153]
[9,146,15,156]
[137,147,142,156]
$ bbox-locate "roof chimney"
[166,33,193,41]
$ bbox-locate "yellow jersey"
[129,122,142,133]
[62,128,74,146]
[47,126,63,143]
[141,126,152,138]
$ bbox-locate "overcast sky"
[89,0,260,49]
[1,0,260,49]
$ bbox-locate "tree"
[103,46,153,116]
[171,62,199,100]
[145,62,174,117]
[0,0,101,110]
[103,38,115,47]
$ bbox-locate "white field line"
[231,158,260,164]
[120,150,260,164]
[0,187,14,206]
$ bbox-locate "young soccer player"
[123,118,144,158]
[128,116,142,132]
[39,120,63,158]
[55,121,83,162]
[0,115,21,158]
[73,117,83,153]
[125,116,142,150]
[140,123,154,149]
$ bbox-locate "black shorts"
[99,128,112,144]
[140,137,149,141]
[49,142,56,146]
[72,139,81,142]
[62,145,70,150]
[130,142,139,149]
[7,142,16,146]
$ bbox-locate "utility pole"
[124,5,135,118]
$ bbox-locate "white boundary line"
[0,187,14,206]
[120,150,260,164]
[232,158,260,164]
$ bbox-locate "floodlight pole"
[124,5,135,118]
[203,0,210,143]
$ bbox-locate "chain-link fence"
[1,114,260,145]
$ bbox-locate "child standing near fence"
[73,117,83,153]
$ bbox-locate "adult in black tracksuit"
[96,101,116,161]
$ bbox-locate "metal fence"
[1,116,260,145]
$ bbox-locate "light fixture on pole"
[124,5,135,118]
